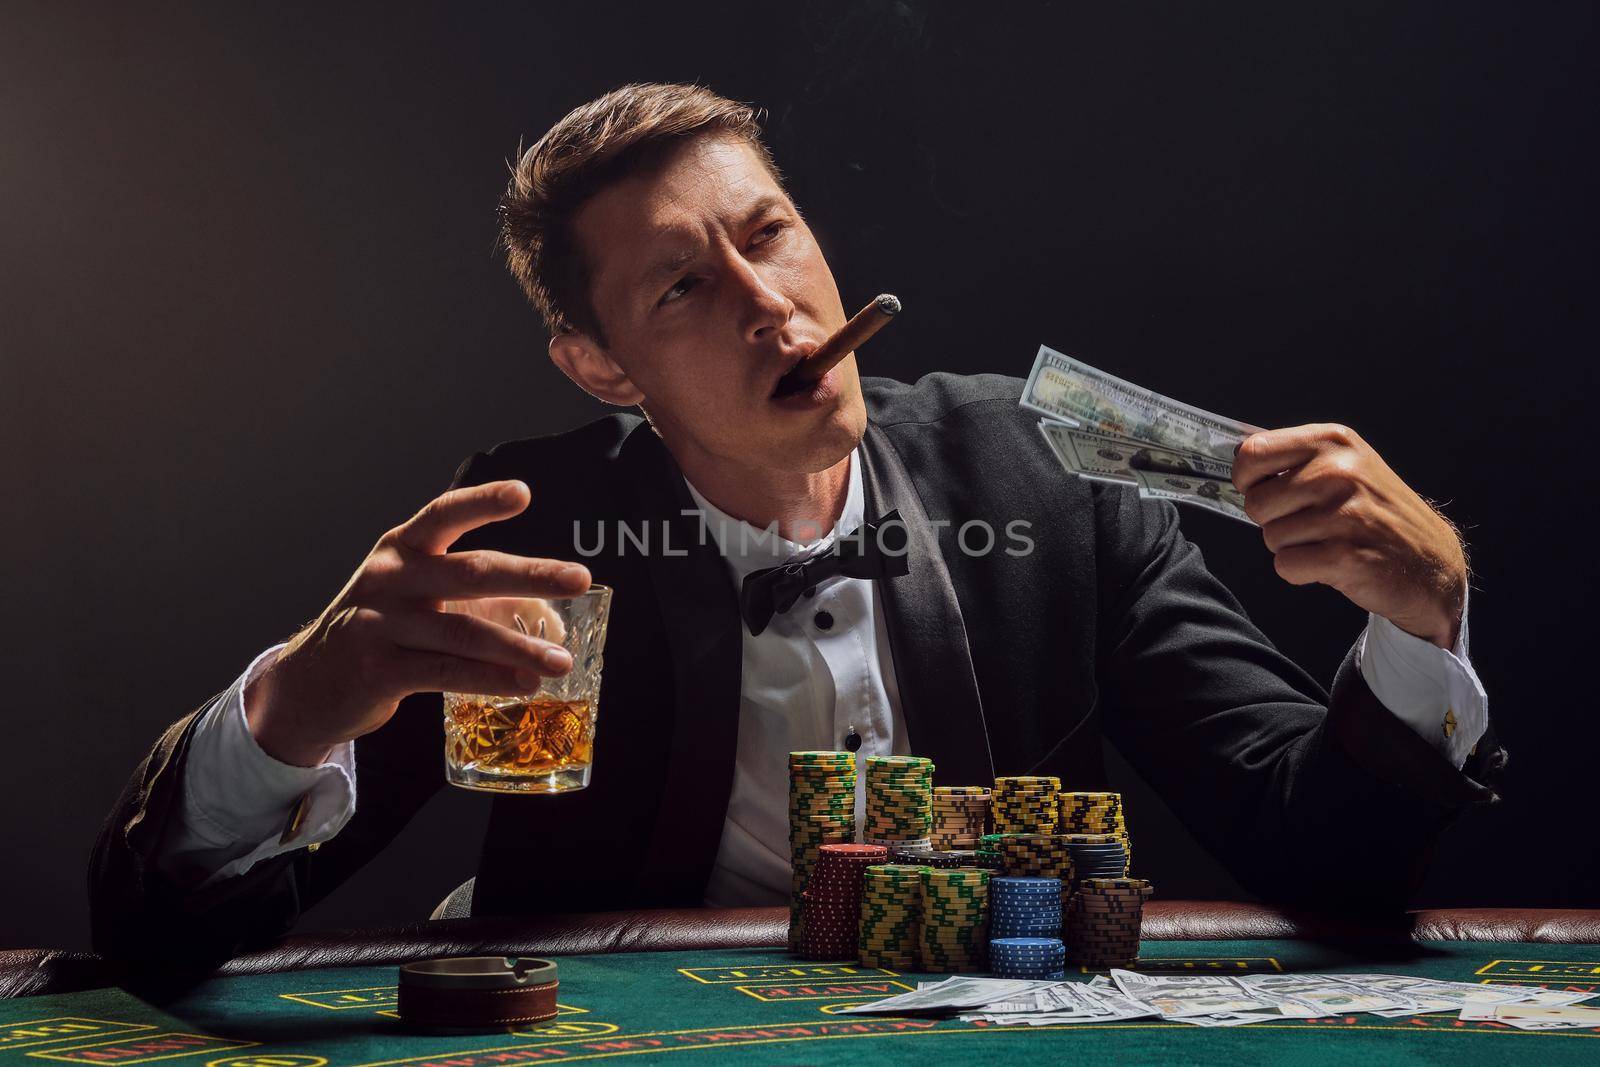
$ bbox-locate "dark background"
[2,1,1594,951]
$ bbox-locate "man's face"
[569,135,865,474]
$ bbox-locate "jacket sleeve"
[1091,484,1505,913]
[87,451,508,994]
[86,684,443,995]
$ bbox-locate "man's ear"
[548,332,646,406]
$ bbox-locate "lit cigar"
[774,293,901,396]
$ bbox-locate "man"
[90,83,1499,984]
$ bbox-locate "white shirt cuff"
[1357,590,1487,770]
[163,643,358,887]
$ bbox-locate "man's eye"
[754,220,786,243]
[658,276,697,306]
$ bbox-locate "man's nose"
[730,258,794,342]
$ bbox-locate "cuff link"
[280,790,311,847]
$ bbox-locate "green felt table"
[4,941,1599,1066]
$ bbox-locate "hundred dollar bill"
[1037,421,1253,525]
[1109,970,1280,1018]
[838,976,1058,1015]
[1239,973,1408,1017]
[1132,472,1251,525]
[1023,346,1262,464]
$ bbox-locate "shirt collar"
[682,448,865,583]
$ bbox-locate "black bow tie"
[738,510,911,636]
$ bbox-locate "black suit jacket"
[90,373,1505,984]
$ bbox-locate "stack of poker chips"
[930,786,990,849]
[996,833,1076,912]
[997,833,1074,879]
[988,876,1064,940]
[857,863,928,968]
[891,846,980,869]
[1065,877,1153,968]
[788,751,858,951]
[989,937,1068,979]
[1060,833,1130,884]
[990,776,1061,833]
[863,756,934,849]
[917,867,991,972]
[796,844,886,960]
[975,833,1006,869]
[1059,791,1132,868]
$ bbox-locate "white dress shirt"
[685,450,910,906]
[157,450,1489,895]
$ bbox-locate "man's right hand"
[244,480,591,767]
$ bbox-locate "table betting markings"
[0,1021,158,1054]
[24,1033,257,1065]
[271,984,591,1025]
[1477,959,1600,994]
[6,950,1600,1067]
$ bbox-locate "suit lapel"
[619,425,745,904]
[859,421,996,785]
[619,414,996,900]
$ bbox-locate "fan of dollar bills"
[1022,346,1260,525]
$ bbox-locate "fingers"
[1271,540,1350,586]
[1260,504,1342,554]
[395,550,591,603]
[447,596,569,645]
[385,608,573,675]
[388,647,546,698]
[1232,424,1356,493]
[1242,461,1356,526]
[1271,539,1382,588]
[395,480,532,555]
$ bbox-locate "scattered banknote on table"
[840,971,1600,1028]
[1022,345,1262,524]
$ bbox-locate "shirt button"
[813,610,834,631]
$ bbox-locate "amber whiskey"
[443,693,595,794]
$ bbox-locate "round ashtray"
[397,956,559,1033]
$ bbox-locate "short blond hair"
[498,83,779,343]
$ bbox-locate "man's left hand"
[1232,424,1467,649]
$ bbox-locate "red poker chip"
[820,844,890,858]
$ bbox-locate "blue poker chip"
[990,938,1065,949]
[993,877,1061,888]
[994,968,1066,977]
[994,969,1067,980]
[985,908,1062,921]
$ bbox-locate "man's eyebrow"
[636,196,794,290]
[640,244,697,289]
